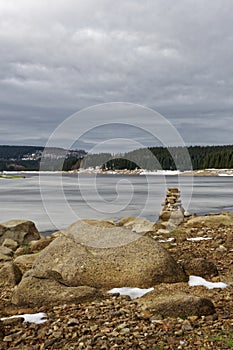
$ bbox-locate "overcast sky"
[1,0,233,152]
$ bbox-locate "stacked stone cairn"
[159,188,185,228]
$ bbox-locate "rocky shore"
[3,168,233,177]
[72,168,233,176]
[0,211,232,349]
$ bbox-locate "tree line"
[103,145,233,171]
[1,145,233,171]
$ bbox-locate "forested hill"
[0,144,233,171]
[0,145,86,171]
[0,145,44,160]
[104,145,233,171]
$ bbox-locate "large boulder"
[0,220,40,245]
[12,221,187,308]
[138,291,215,318]
[12,276,101,307]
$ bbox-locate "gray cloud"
[0,0,233,149]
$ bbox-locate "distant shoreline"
[2,168,233,176]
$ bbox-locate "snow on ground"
[158,237,175,243]
[188,275,228,289]
[108,287,154,299]
[1,312,47,324]
[140,170,180,176]
[187,237,212,242]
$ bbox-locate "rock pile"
[159,188,185,226]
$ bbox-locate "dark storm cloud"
[0,0,233,148]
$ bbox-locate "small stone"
[119,327,130,335]
[67,318,79,326]
[182,320,193,332]
[3,335,13,342]
[216,245,227,252]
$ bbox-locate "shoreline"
[2,168,233,176]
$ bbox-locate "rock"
[0,253,11,262]
[13,221,187,301]
[14,246,31,257]
[157,229,170,235]
[118,216,137,226]
[182,258,218,278]
[118,217,157,234]
[81,219,116,227]
[182,319,193,332]
[216,245,227,253]
[2,238,18,251]
[185,213,233,228]
[138,292,215,318]
[0,262,22,286]
[0,246,13,256]
[12,276,101,307]
[14,253,39,274]
[51,230,66,238]
[0,220,40,245]
[29,237,53,252]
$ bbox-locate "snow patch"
[108,287,154,299]
[1,312,47,324]
[187,237,212,242]
[188,275,228,289]
[140,170,180,176]
[158,237,175,243]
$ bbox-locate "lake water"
[1,173,233,233]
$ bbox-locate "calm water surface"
[1,173,233,232]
